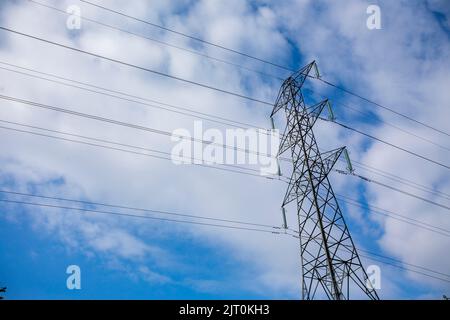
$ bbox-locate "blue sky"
[0,0,449,299]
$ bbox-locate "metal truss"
[271,61,379,300]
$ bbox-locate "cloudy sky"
[0,0,449,299]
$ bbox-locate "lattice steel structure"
[271,61,379,300]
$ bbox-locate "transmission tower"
[271,61,379,300]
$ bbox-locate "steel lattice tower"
[271,61,379,300]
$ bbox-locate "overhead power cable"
[79,0,450,138]
[338,170,450,212]
[0,83,450,175]
[294,195,450,239]
[78,0,293,73]
[1,26,448,170]
[2,118,449,238]
[286,236,450,283]
[317,78,450,138]
[0,198,281,234]
[323,118,450,170]
[0,93,279,160]
[360,254,450,284]
[27,0,284,81]
[1,194,449,284]
[335,195,450,238]
[0,26,272,106]
[0,189,279,229]
[0,122,278,180]
[346,160,450,202]
[2,62,449,203]
[349,159,450,201]
[303,88,450,153]
[0,62,266,131]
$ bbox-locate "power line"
[28,0,285,81]
[78,0,293,73]
[0,122,278,180]
[0,118,275,177]
[5,87,445,181]
[303,88,450,153]
[287,235,450,284]
[4,90,450,211]
[0,189,280,229]
[335,194,450,237]
[323,118,450,170]
[52,0,450,154]
[78,0,450,138]
[278,176,450,237]
[3,117,449,240]
[4,91,450,212]
[336,170,450,212]
[336,193,450,234]
[2,25,449,223]
[2,118,448,238]
[0,93,279,160]
[351,160,450,201]
[348,160,450,202]
[293,193,450,238]
[0,26,273,106]
[0,198,281,234]
[360,254,450,284]
[317,78,450,138]
[2,26,448,171]
[332,156,450,203]
[337,101,450,152]
[35,0,450,146]
[1,195,449,284]
[3,62,450,204]
[0,62,264,131]
[357,248,450,278]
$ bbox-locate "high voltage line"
[1,63,449,203]
[335,196,450,238]
[293,198,450,238]
[2,92,450,209]
[303,88,450,153]
[321,117,450,170]
[318,78,450,138]
[24,0,450,154]
[3,86,450,186]
[0,26,272,106]
[1,27,448,171]
[0,62,262,131]
[78,0,293,73]
[0,199,280,234]
[349,160,450,201]
[0,94,278,159]
[335,170,450,212]
[3,61,449,158]
[1,118,449,239]
[0,194,449,284]
[2,61,448,156]
[79,0,450,138]
[28,0,285,81]
[0,190,279,229]
[28,0,450,162]
[0,122,274,180]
